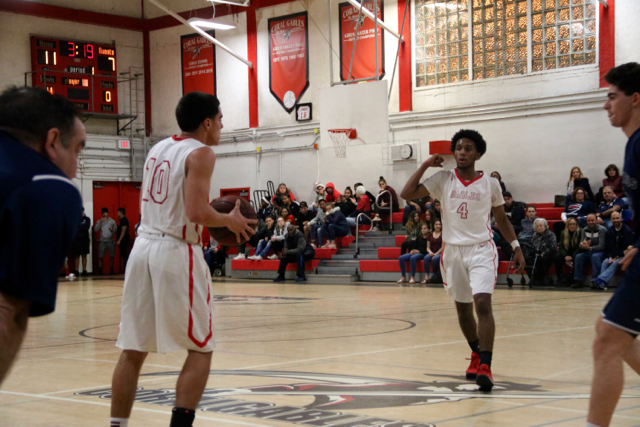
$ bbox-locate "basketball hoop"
[328,129,357,158]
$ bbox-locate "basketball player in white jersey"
[401,129,524,391]
[109,92,256,427]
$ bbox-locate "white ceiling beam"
[148,0,252,69]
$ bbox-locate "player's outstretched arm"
[400,154,444,201]
[185,147,257,242]
[492,206,525,274]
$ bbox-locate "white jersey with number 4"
[422,169,504,246]
[138,136,206,245]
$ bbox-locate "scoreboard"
[30,36,118,114]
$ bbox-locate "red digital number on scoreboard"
[30,36,118,114]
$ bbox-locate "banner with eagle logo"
[181,30,216,96]
[339,0,385,82]
[268,12,309,114]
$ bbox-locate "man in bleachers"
[305,199,326,247]
[500,192,526,235]
[595,186,624,229]
[591,211,634,290]
[273,224,315,283]
[296,201,315,229]
[519,206,538,242]
[571,213,607,288]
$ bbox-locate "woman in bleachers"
[526,218,558,287]
[402,195,431,226]
[553,217,581,286]
[272,182,296,203]
[566,166,594,202]
[346,185,371,228]
[268,216,288,259]
[424,209,436,231]
[602,164,626,205]
[400,211,423,255]
[553,186,595,236]
[280,207,295,226]
[257,196,273,221]
[320,204,349,249]
[337,187,357,217]
[432,200,442,221]
[248,216,276,260]
[397,223,430,285]
[490,171,507,193]
[422,219,443,284]
[376,176,400,213]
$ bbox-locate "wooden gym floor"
[1,277,640,427]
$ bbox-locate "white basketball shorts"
[116,234,215,354]
[440,240,498,303]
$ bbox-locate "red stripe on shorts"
[182,224,187,240]
[488,238,498,288]
[187,245,213,348]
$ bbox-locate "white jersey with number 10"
[422,169,504,246]
[138,135,206,245]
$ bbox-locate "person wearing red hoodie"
[324,182,341,204]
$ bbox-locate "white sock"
[586,423,602,427]
[111,418,129,427]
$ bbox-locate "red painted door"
[92,181,141,274]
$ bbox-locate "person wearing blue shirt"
[0,86,84,386]
[587,63,640,427]
[595,186,625,229]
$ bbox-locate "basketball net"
[328,129,357,158]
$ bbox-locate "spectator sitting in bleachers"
[602,164,626,204]
[319,204,350,249]
[376,176,400,213]
[272,194,284,216]
[519,206,538,241]
[596,186,624,229]
[432,199,442,221]
[571,213,607,289]
[553,217,581,287]
[281,193,300,218]
[566,166,594,202]
[346,185,372,229]
[397,223,430,285]
[344,186,357,204]
[591,211,634,290]
[257,196,273,221]
[354,182,376,215]
[553,186,596,236]
[273,224,316,283]
[526,218,558,287]
[324,182,341,204]
[295,201,315,229]
[402,195,431,226]
[272,182,296,203]
[305,199,327,247]
[248,216,276,260]
[493,191,525,258]
[234,218,267,260]
[423,219,443,284]
[336,191,357,217]
[269,216,288,259]
[280,207,295,226]
[424,209,437,231]
[400,211,423,255]
[491,171,507,193]
[312,182,325,211]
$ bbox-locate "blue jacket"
[326,210,348,228]
[604,223,634,259]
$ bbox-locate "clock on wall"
[400,143,413,159]
[30,36,118,114]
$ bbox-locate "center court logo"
[75,370,590,426]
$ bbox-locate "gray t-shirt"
[94,217,117,241]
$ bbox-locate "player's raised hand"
[228,199,258,243]
[423,154,445,169]
[512,247,525,274]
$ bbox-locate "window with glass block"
[415,0,597,87]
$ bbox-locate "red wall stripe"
[143,31,152,137]
[247,9,259,129]
[0,0,144,31]
[397,0,413,112]
[598,0,615,88]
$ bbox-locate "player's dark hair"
[0,86,80,148]
[604,62,640,96]
[101,207,109,214]
[451,129,487,155]
[175,91,220,133]
[118,208,125,215]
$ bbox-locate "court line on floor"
[528,403,640,426]
[0,390,269,426]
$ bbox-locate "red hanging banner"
[339,0,385,82]
[268,12,310,113]
[181,31,216,96]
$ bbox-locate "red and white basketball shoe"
[476,364,494,391]
[465,352,480,380]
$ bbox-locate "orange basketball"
[207,196,257,246]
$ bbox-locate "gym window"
[414,0,598,87]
